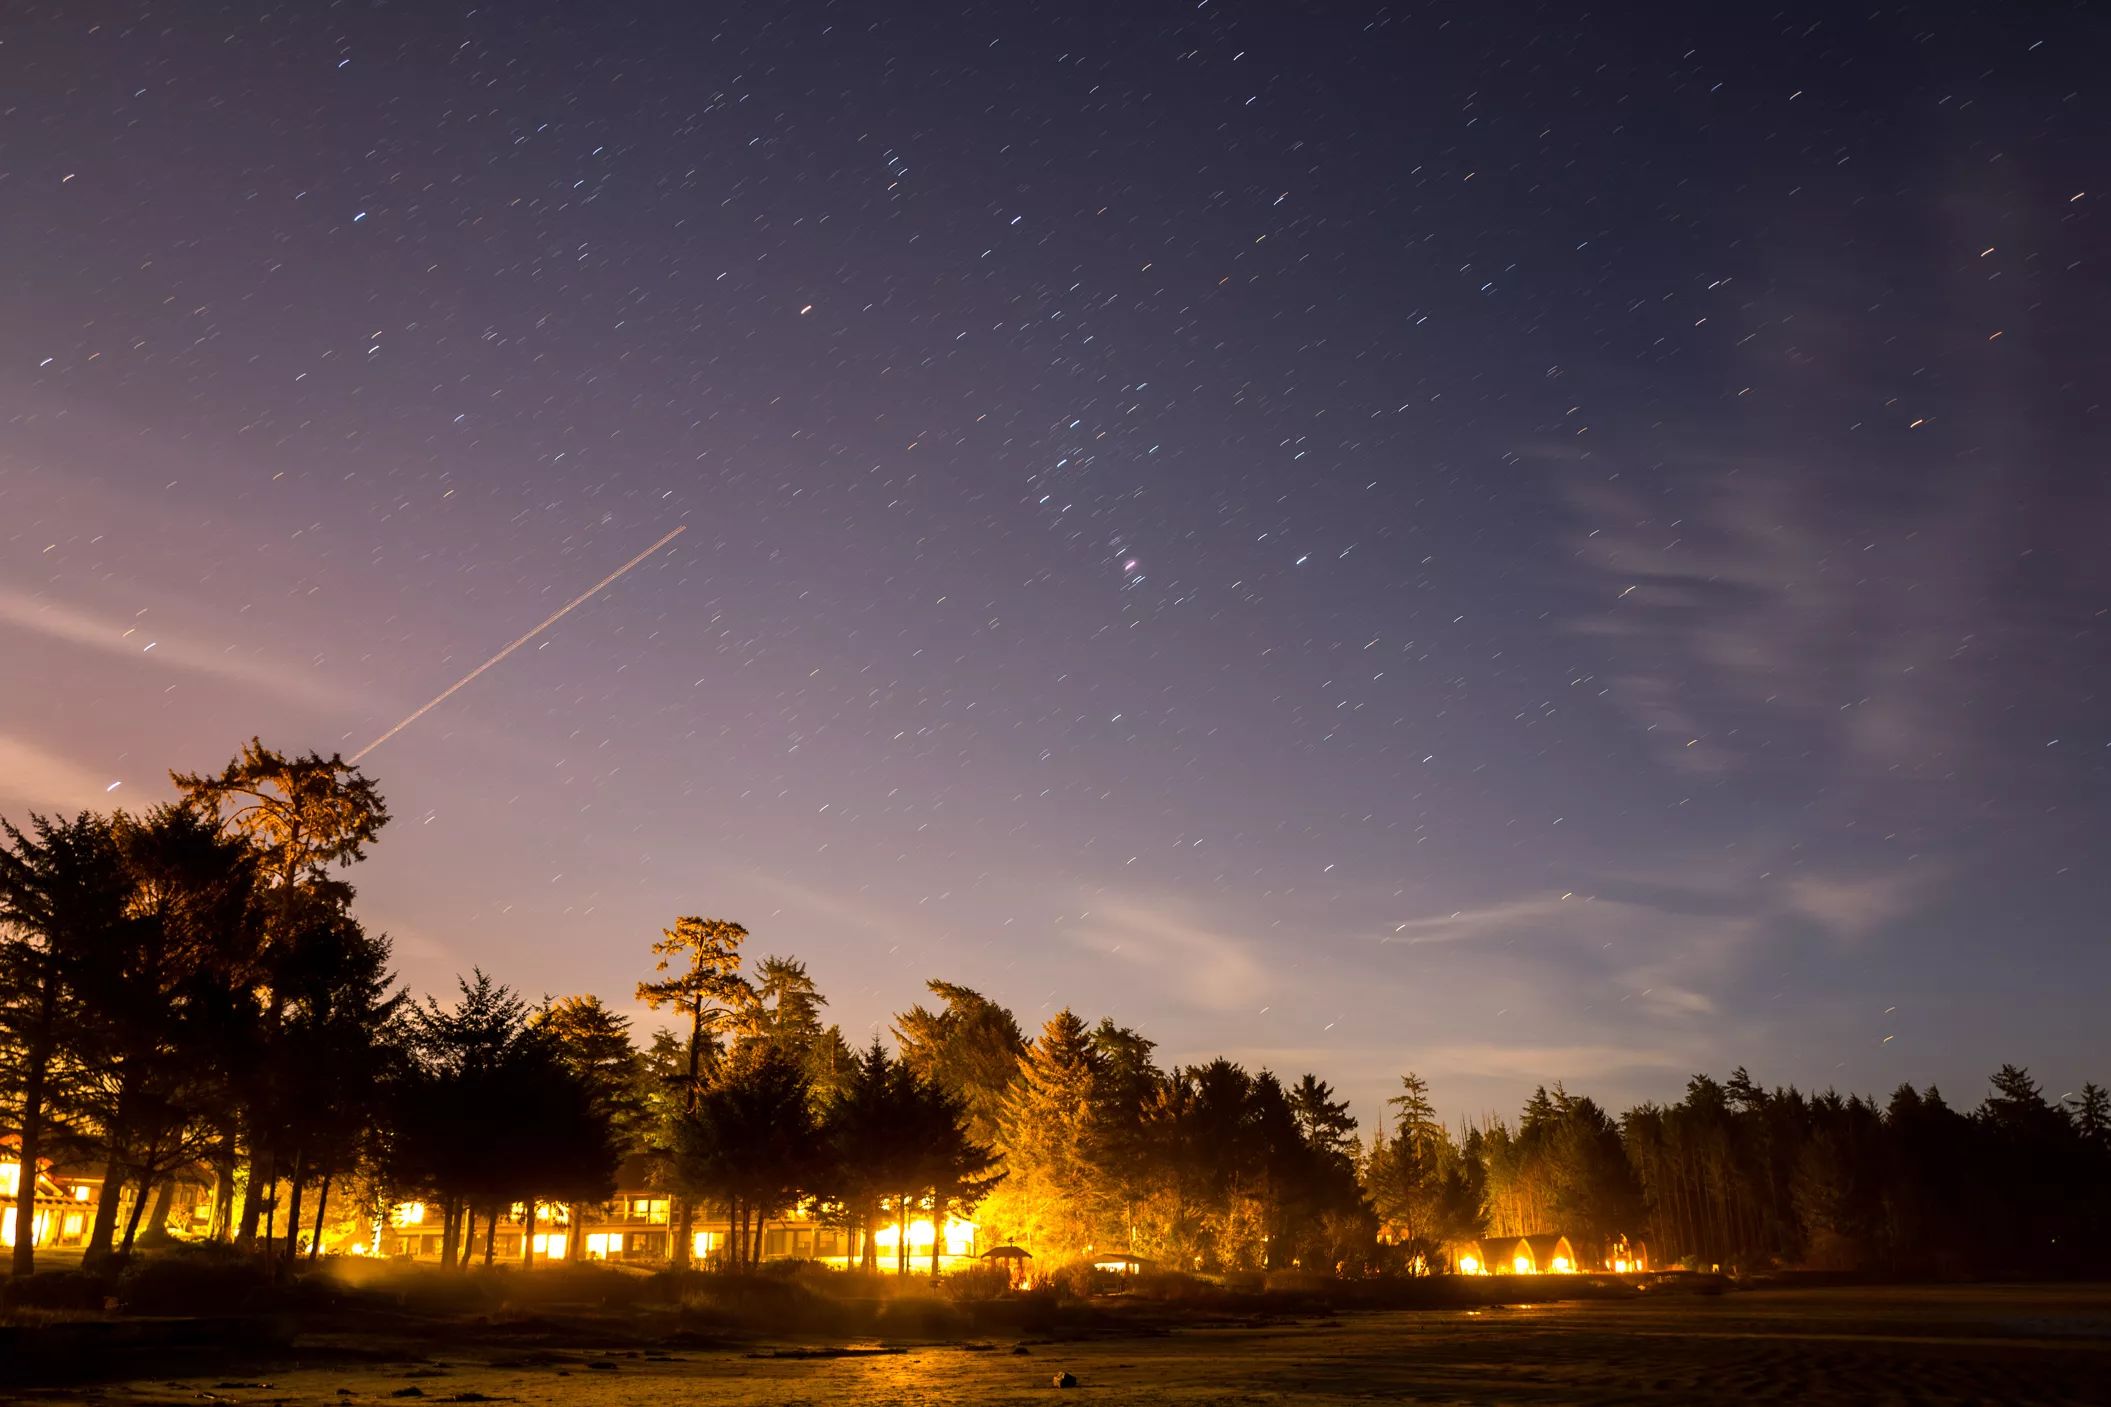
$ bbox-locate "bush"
[114,1244,271,1315]
[872,1294,965,1338]
[1,1269,113,1313]
[940,1264,1013,1302]
[677,1272,856,1336]
[1129,1269,1216,1303]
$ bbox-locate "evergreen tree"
[990,1009,1108,1259]
[0,812,128,1274]
[636,916,750,1267]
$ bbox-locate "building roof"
[1521,1234,1574,1266]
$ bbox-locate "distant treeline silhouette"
[3,742,2104,1280]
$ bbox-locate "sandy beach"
[12,1283,2109,1407]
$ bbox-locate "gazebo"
[980,1243,1033,1286]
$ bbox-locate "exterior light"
[1458,1254,1480,1275]
[1551,1255,1572,1273]
[1514,1254,1532,1273]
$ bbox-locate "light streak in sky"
[350,525,686,763]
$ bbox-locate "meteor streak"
[350,524,686,763]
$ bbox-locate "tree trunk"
[930,1189,945,1279]
[482,1205,497,1267]
[860,1206,878,1274]
[235,1148,271,1248]
[309,1175,331,1260]
[896,1193,909,1277]
[441,1199,460,1267]
[568,1203,587,1262]
[120,1176,154,1253]
[672,1195,694,1270]
[459,1205,476,1270]
[282,1151,306,1264]
[9,1039,49,1276]
[137,1178,179,1247]
[523,1201,536,1268]
[210,1156,236,1242]
[85,1163,126,1261]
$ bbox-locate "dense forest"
[3,743,2105,1281]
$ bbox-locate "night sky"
[4,2,2106,1126]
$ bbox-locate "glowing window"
[1550,1255,1572,1273]
[1513,1254,1533,1273]
[1458,1254,1481,1275]
[0,1162,17,1197]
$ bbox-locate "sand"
[12,1283,2110,1406]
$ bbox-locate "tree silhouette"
[171,742,387,1248]
[673,1042,819,1269]
[0,812,128,1275]
[636,916,749,1269]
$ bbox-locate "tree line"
[4,741,2105,1280]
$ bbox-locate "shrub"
[0,1269,113,1312]
[940,1264,1013,1302]
[872,1294,965,1338]
[114,1244,271,1315]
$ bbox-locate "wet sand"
[18,1283,2111,1406]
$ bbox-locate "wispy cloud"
[0,586,353,713]
[1782,869,1933,942]
[1068,898,1272,1014]
[1421,1041,1689,1085]
[0,735,119,813]
[1559,462,2103,813]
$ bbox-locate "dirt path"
[19,1284,2111,1406]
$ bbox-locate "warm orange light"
[1458,1254,1481,1275]
[1550,1255,1572,1273]
[1613,1258,1630,1272]
[0,1161,18,1197]
[1513,1254,1532,1273]
[393,1201,427,1226]
[873,1217,975,1254]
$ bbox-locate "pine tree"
[992,1009,1108,1258]
[636,916,750,1267]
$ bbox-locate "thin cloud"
[0,735,119,813]
[0,586,352,713]
[1069,898,1272,1014]
[1422,1041,1689,1085]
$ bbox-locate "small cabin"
[1450,1233,1576,1274]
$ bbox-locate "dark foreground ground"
[13,1283,2111,1406]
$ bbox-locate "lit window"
[1513,1254,1532,1274]
[75,1185,91,1201]
[585,1232,623,1259]
[1550,1255,1572,1273]
[532,1233,567,1258]
[0,1161,17,1197]
[394,1202,427,1226]
[1458,1254,1481,1275]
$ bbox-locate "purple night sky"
[4,2,2106,1126]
